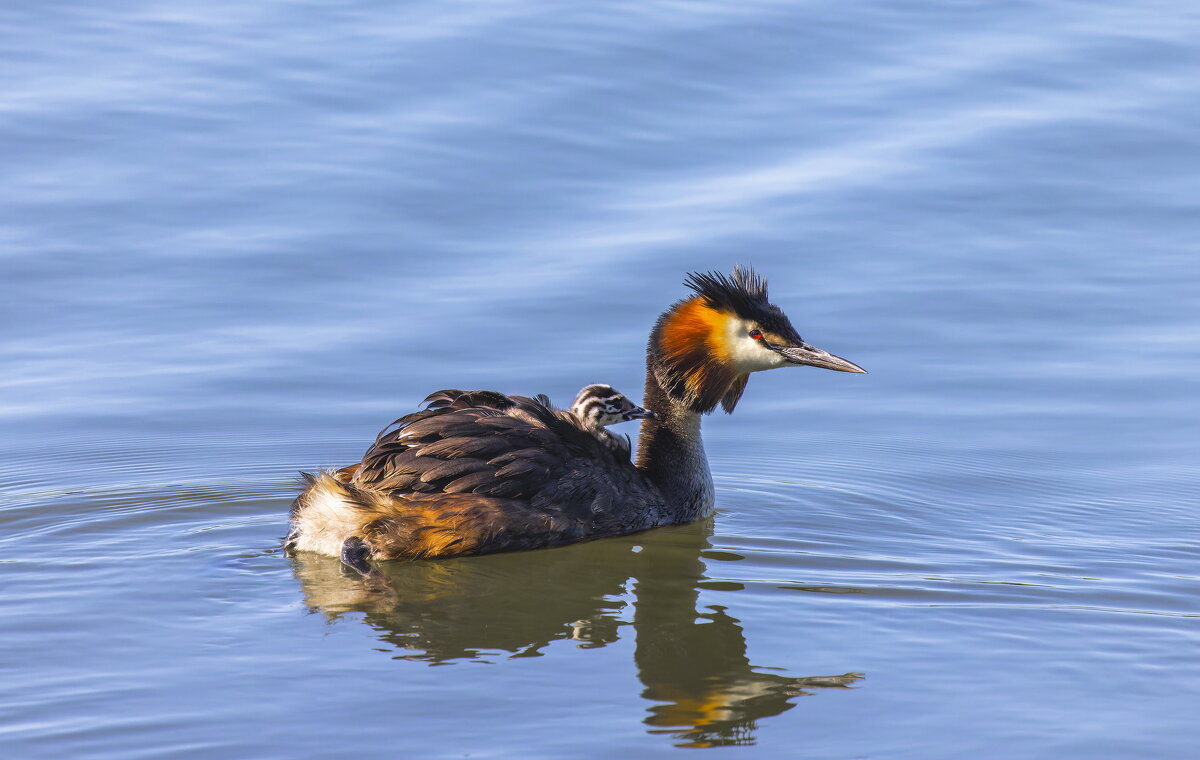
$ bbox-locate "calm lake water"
[3,1,1199,757]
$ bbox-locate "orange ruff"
[656,297,744,411]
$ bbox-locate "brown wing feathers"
[340,390,613,559]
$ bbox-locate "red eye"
[749,330,763,341]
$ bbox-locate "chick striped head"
[571,384,655,429]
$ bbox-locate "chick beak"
[625,406,657,420]
[778,343,867,373]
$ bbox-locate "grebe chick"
[569,383,655,459]
[288,266,865,570]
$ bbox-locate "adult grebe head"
[648,265,866,414]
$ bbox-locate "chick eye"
[749,329,764,341]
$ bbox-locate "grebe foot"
[340,536,377,577]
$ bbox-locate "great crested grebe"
[569,383,655,459]
[288,266,865,569]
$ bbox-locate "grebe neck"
[635,367,715,522]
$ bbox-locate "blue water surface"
[2,1,1198,758]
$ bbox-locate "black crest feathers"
[683,265,769,321]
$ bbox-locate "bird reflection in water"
[287,518,863,747]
